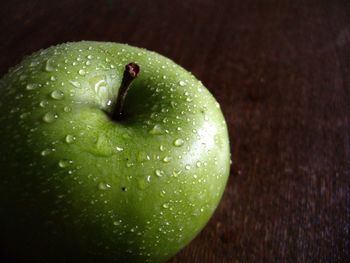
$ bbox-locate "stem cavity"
[112,62,140,120]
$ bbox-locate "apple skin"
[0,41,230,263]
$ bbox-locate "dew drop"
[155,169,164,177]
[179,80,186,86]
[173,139,184,147]
[40,100,49,107]
[149,124,163,135]
[162,203,169,209]
[45,59,55,72]
[98,182,111,190]
[113,220,122,226]
[138,175,151,190]
[41,149,52,156]
[65,134,76,144]
[64,106,71,112]
[58,159,71,168]
[196,161,202,167]
[43,112,58,123]
[20,112,29,119]
[137,151,150,162]
[69,80,81,88]
[26,83,38,91]
[159,145,165,151]
[162,156,171,163]
[172,169,182,177]
[78,69,86,75]
[126,162,134,168]
[185,164,191,170]
[51,90,64,100]
[116,146,124,152]
[15,93,23,100]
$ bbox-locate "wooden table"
[1,0,349,262]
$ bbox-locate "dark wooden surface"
[1,0,349,262]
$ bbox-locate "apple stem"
[112,63,140,120]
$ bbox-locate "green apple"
[0,41,230,263]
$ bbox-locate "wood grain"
[0,0,349,262]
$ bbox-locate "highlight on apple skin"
[0,41,230,263]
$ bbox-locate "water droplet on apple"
[64,106,71,112]
[41,149,52,156]
[149,124,163,135]
[179,80,186,86]
[42,112,58,123]
[93,135,114,157]
[137,151,150,162]
[138,175,151,190]
[162,203,169,209]
[155,169,164,177]
[172,169,182,177]
[196,161,202,167]
[26,83,38,91]
[113,220,122,226]
[10,107,19,114]
[173,139,184,147]
[116,146,124,152]
[40,100,49,108]
[185,164,191,170]
[159,145,165,152]
[162,156,171,163]
[65,134,75,144]
[45,59,55,72]
[58,159,71,168]
[20,112,29,119]
[78,69,86,75]
[51,90,64,100]
[98,182,111,190]
[126,162,134,168]
[87,55,93,59]
[50,76,56,81]
[69,80,81,88]
[15,93,24,100]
